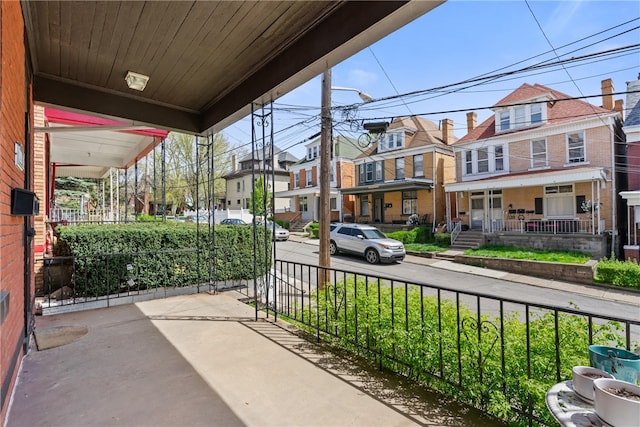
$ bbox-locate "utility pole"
[319,69,332,286]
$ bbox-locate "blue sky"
[222,0,640,159]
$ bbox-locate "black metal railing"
[243,260,639,427]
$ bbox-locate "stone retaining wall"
[454,255,597,285]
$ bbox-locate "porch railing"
[246,260,639,427]
[501,219,595,234]
[450,220,462,245]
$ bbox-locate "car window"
[361,228,386,239]
[337,227,351,236]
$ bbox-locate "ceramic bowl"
[589,345,640,384]
[593,378,640,427]
[572,366,614,402]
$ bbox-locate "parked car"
[220,218,247,225]
[257,221,289,241]
[329,223,405,264]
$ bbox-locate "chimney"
[231,154,238,172]
[601,79,614,110]
[615,99,624,117]
[441,119,454,145]
[466,112,477,133]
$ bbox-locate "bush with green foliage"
[54,223,269,296]
[386,226,432,244]
[306,222,319,238]
[297,278,628,426]
[594,256,640,289]
[434,232,451,247]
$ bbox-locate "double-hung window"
[465,150,473,175]
[413,155,423,177]
[294,172,300,188]
[531,139,547,168]
[375,162,383,181]
[360,195,369,215]
[514,107,525,128]
[545,185,573,218]
[299,196,308,212]
[306,169,312,186]
[402,191,417,215]
[494,145,504,171]
[477,148,489,173]
[395,158,405,179]
[531,103,542,124]
[567,132,585,163]
[499,111,510,131]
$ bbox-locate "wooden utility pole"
[319,69,332,287]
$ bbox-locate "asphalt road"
[272,239,640,323]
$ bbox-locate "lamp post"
[319,71,373,287]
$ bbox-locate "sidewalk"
[6,293,501,427]
[287,232,640,306]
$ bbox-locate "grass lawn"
[405,243,448,252]
[464,245,591,264]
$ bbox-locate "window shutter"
[576,195,586,214]
[534,198,543,214]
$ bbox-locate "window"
[294,172,300,188]
[299,196,308,212]
[477,148,489,173]
[236,182,241,192]
[499,111,510,131]
[514,107,525,128]
[306,169,312,186]
[495,145,504,171]
[531,103,542,124]
[567,132,585,163]
[365,163,374,182]
[330,197,337,210]
[379,132,404,152]
[361,195,369,216]
[236,199,240,206]
[375,162,383,181]
[330,165,335,182]
[395,158,405,179]
[465,150,473,175]
[531,139,547,168]
[307,146,318,160]
[413,155,423,177]
[402,191,417,215]
[545,185,574,218]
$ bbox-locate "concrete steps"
[449,231,484,251]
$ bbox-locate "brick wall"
[0,1,29,424]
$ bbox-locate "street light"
[319,71,373,287]
[330,86,374,103]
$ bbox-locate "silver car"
[329,223,405,264]
[257,221,290,241]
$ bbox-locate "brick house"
[445,80,624,258]
[340,116,456,227]
[620,75,640,261]
[275,135,359,224]
[223,145,298,216]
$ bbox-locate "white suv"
[329,223,405,264]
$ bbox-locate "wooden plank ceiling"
[23,1,443,135]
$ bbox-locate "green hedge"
[594,257,640,289]
[54,223,270,296]
[386,226,432,244]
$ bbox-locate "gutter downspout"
[432,149,437,227]
[610,117,617,257]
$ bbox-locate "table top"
[546,380,609,427]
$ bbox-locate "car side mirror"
[357,234,364,239]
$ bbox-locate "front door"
[470,195,484,230]
[373,193,384,223]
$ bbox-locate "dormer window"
[495,99,547,133]
[307,145,319,160]
[378,131,405,153]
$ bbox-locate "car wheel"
[329,240,338,255]
[365,248,380,264]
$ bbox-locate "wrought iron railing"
[450,220,462,245]
[244,260,639,427]
[500,219,595,234]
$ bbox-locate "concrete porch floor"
[6,292,503,427]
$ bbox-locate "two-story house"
[275,135,359,224]
[445,79,623,258]
[340,116,456,227]
[620,74,640,261]
[224,145,298,214]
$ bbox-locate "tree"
[54,176,97,209]
[250,175,271,220]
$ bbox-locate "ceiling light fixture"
[125,71,149,91]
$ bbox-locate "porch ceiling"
[23,1,443,136]
[445,167,607,193]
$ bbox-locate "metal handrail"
[450,220,462,245]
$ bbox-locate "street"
[272,240,640,323]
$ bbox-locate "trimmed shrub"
[386,226,432,244]
[54,223,270,297]
[434,232,451,247]
[306,222,319,238]
[594,257,640,289]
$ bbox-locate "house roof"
[356,116,454,159]
[24,1,443,136]
[624,78,640,128]
[455,83,617,144]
